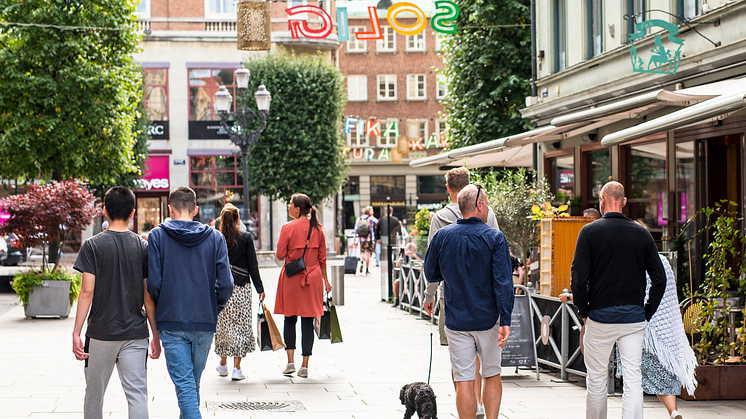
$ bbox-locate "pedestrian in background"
[147,187,234,419]
[214,205,265,381]
[353,206,376,275]
[425,167,499,419]
[571,181,666,419]
[275,193,332,378]
[72,186,159,419]
[424,184,514,419]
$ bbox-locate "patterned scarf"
[644,255,698,396]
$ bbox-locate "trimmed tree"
[440,0,532,149]
[0,180,101,272]
[243,52,347,205]
[0,0,144,184]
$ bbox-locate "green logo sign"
[629,19,684,75]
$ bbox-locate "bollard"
[331,265,344,305]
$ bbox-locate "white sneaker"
[231,368,245,381]
[476,403,485,419]
[670,410,682,419]
[215,364,228,377]
[297,367,308,378]
[282,363,296,375]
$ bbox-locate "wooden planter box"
[24,280,72,319]
[538,217,597,296]
[678,364,746,400]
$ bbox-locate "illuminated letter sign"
[431,0,459,34]
[387,2,426,36]
[287,5,333,39]
[344,117,358,134]
[337,7,349,41]
[366,120,381,136]
[355,7,383,40]
[383,121,399,137]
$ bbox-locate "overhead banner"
[287,1,459,40]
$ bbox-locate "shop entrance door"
[135,194,168,235]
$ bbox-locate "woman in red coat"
[275,193,332,378]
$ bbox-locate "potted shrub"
[680,200,746,401]
[0,180,100,318]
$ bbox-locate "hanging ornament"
[237,0,271,51]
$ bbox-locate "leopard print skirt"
[214,284,256,357]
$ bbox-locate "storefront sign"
[137,155,170,191]
[371,201,405,207]
[629,20,683,75]
[188,120,235,140]
[148,121,170,140]
[287,1,459,40]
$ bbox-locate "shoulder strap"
[300,221,313,258]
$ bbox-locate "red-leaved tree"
[0,180,101,272]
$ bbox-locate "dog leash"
[427,310,433,385]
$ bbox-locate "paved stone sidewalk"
[1,265,744,418]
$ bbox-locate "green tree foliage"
[0,0,143,183]
[441,0,531,149]
[244,52,347,205]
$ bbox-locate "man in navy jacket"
[424,185,514,419]
[147,187,233,419]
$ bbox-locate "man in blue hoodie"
[147,187,233,419]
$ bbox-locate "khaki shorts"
[445,320,503,382]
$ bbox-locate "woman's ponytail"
[309,206,319,230]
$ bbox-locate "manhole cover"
[207,400,306,412]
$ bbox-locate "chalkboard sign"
[501,294,537,368]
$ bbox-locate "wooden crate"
[539,217,597,296]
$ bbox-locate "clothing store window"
[624,141,666,231]
[585,149,610,207]
[189,68,236,121]
[143,68,168,121]
[189,156,258,227]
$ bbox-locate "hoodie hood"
[434,203,461,226]
[159,219,214,247]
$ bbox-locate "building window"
[677,0,700,19]
[587,0,603,59]
[417,175,447,194]
[434,33,444,51]
[347,120,368,147]
[436,74,446,100]
[370,176,405,195]
[377,119,398,148]
[406,33,425,51]
[135,0,150,17]
[206,0,237,16]
[189,155,259,225]
[435,119,447,135]
[347,75,367,101]
[585,149,610,207]
[377,74,397,100]
[143,68,168,121]
[548,154,575,200]
[288,0,308,20]
[406,74,426,100]
[347,26,367,51]
[553,0,567,72]
[406,119,427,140]
[188,68,236,121]
[627,0,647,40]
[376,26,396,51]
[625,141,666,231]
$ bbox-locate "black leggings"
[284,316,314,357]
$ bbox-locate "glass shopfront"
[134,155,171,235]
[585,149,610,208]
[624,141,667,232]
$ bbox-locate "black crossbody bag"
[284,223,313,277]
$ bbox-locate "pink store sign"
[136,155,170,191]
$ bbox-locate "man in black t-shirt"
[375,206,402,246]
[73,187,159,419]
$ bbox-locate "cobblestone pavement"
[1,264,744,418]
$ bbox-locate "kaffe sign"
[286,1,459,40]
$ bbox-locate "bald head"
[600,181,626,214]
[457,184,488,221]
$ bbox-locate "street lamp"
[214,66,272,229]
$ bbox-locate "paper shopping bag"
[263,303,286,351]
[314,296,331,339]
[257,303,285,351]
[328,296,343,344]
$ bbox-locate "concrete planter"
[679,364,746,401]
[24,280,72,319]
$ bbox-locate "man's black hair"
[169,186,197,214]
[104,186,136,222]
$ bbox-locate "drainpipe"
[269,199,274,251]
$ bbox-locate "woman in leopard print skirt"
[214,205,265,381]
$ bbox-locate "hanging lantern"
[397,136,409,154]
[237,0,271,51]
[391,149,402,163]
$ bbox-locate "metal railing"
[396,260,430,318]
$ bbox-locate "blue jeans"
[375,242,381,266]
[161,330,214,419]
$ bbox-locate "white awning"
[601,90,746,146]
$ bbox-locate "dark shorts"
[360,241,374,252]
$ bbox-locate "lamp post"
[214,66,271,229]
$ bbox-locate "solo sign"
[287,1,459,41]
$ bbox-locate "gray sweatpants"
[84,337,149,419]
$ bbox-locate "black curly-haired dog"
[400,382,437,419]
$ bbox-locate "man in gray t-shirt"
[72,187,160,419]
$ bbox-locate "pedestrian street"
[0,263,744,418]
